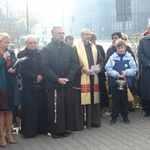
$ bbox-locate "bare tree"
[0,1,39,45]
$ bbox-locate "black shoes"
[51,134,60,139]
[110,117,130,125]
[128,107,135,112]
[59,131,71,137]
[144,112,150,117]
[123,117,130,124]
[51,131,72,139]
[91,124,100,128]
[110,118,117,125]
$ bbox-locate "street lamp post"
[122,0,125,33]
[26,0,29,35]
[62,3,64,28]
[102,27,105,39]
[6,0,10,34]
[6,0,9,19]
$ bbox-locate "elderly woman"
[0,33,19,147]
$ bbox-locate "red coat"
[142,29,150,37]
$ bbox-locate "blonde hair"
[115,39,126,48]
[0,33,10,41]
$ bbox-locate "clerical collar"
[84,42,91,46]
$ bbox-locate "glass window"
[126,22,128,30]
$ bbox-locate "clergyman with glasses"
[41,26,78,138]
[17,35,48,138]
[73,28,103,131]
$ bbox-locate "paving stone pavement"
[1,108,150,150]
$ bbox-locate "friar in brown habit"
[41,26,78,138]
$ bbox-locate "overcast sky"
[8,0,74,15]
[4,0,74,35]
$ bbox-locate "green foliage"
[0,2,40,41]
[127,32,143,61]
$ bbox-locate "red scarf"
[0,52,11,67]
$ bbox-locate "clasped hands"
[117,71,126,78]
[57,78,69,84]
[34,75,43,83]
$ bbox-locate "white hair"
[25,34,37,43]
[121,33,128,40]
[81,28,91,34]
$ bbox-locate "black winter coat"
[138,35,150,100]
[17,48,43,91]
[41,39,78,91]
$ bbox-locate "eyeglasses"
[54,32,65,35]
[82,33,92,36]
[112,37,118,40]
[28,42,37,45]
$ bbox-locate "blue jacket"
[105,51,137,86]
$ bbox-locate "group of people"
[0,25,150,147]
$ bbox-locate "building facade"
[67,0,150,39]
